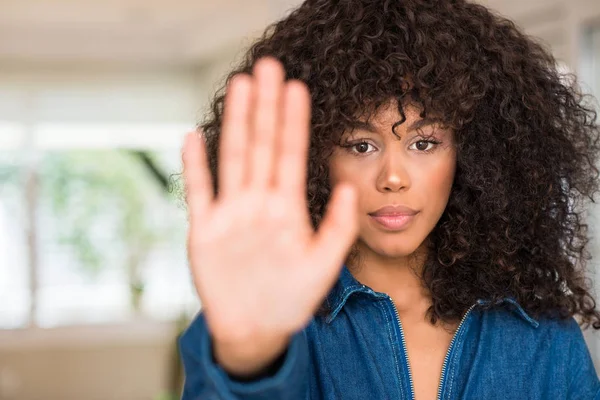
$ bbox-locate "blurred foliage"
[35,150,184,308]
[0,154,21,187]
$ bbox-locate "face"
[329,100,457,262]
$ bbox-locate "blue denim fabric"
[179,265,600,399]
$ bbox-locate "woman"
[179,0,600,398]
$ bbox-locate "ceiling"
[0,0,572,67]
[0,0,299,66]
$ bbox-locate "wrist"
[212,333,291,378]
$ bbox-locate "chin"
[377,247,418,259]
[363,234,423,259]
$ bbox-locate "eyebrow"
[351,117,442,133]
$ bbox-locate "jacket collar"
[324,264,539,328]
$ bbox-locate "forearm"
[179,311,310,400]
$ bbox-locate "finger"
[219,73,253,196]
[250,57,285,188]
[310,183,359,285]
[183,131,213,222]
[276,80,311,198]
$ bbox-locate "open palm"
[182,57,359,345]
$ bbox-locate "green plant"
[39,149,184,313]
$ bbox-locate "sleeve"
[178,311,310,400]
[564,317,600,400]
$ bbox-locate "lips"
[370,214,416,230]
[368,204,419,217]
[368,204,419,231]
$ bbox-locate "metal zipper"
[388,295,477,400]
[388,296,416,400]
[436,302,477,400]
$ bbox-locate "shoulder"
[477,302,594,366]
[478,304,598,388]
[477,298,581,334]
[474,299,595,366]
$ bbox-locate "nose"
[376,152,409,192]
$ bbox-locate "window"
[0,69,201,329]
[0,145,29,329]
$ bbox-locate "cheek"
[329,157,378,210]
[329,156,374,187]
[416,157,456,207]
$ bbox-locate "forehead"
[351,102,448,134]
[370,101,422,125]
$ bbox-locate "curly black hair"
[198,0,600,328]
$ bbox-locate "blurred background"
[0,0,598,399]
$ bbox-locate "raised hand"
[182,57,359,376]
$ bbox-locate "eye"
[341,141,377,155]
[353,142,374,153]
[410,139,440,153]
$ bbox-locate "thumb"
[310,183,359,287]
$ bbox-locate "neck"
[348,239,431,319]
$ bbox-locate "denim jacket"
[179,265,600,399]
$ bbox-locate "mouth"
[368,213,418,231]
[369,204,419,217]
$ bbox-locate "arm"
[565,318,600,400]
[179,58,356,400]
[179,311,310,400]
